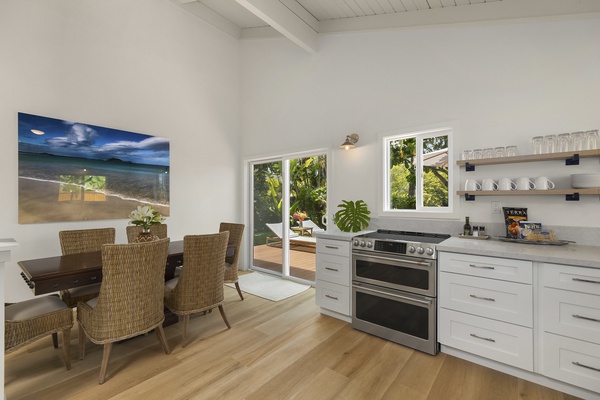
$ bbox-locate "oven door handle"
[354,282,433,306]
[353,252,432,268]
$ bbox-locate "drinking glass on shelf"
[557,133,571,152]
[532,136,543,154]
[571,131,585,151]
[493,146,506,158]
[506,145,518,157]
[461,150,473,160]
[543,134,556,154]
[585,130,599,150]
[482,148,493,158]
[472,149,483,159]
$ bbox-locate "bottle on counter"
[463,217,472,236]
[479,226,486,237]
[473,226,479,237]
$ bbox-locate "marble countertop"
[437,236,600,269]
[314,230,374,241]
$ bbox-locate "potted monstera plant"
[333,200,371,233]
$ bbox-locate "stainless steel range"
[351,229,450,355]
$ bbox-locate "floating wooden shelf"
[457,149,600,170]
[457,189,600,201]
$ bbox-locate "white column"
[0,239,19,400]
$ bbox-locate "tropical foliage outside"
[253,155,327,245]
[389,135,448,209]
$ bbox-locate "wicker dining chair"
[126,224,168,243]
[219,222,245,300]
[59,228,116,308]
[5,295,74,370]
[77,238,171,384]
[164,232,230,348]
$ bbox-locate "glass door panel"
[251,161,283,275]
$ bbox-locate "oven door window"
[355,289,430,340]
[354,256,432,292]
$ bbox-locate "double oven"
[351,230,450,355]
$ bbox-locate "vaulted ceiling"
[172,0,600,53]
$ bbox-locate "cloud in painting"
[46,123,98,148]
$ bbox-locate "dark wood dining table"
[17,240,184,296]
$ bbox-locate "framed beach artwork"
[18,112,170,224]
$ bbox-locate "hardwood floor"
[5,286,581,400]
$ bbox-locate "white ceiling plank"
[235,0,319,53]
[428,0,444,9]
[178,1,242,38]
[400,0,418,11]
[333,0,358,18]
[280,0,320,31]
[454,0,470,5]
[344,0,369,17]
[352,0,377,15]
[440,0,457,7]
[319,0,600,33]
[470,0,485,4]
[413,0,431,10]
[365,0,386,14]
[387,0,408,12]
[374,0,396,14]
[296,0,329,20]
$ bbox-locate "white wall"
[240,16,600,232]
[0,0,241,301]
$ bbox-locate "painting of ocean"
[18,112,169,223]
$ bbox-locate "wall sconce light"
[340,133,359,150]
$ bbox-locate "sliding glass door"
[250,151,327,284]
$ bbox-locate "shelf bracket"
[465,162,475,172]
[566,192,580,201]
[465,193,476,201]
[566,153,580,166]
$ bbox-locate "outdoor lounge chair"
[300,219,325,236]
[265,222,316,247]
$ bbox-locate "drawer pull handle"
[572,314,600,323]
[325,245,339,249]
[469,264,495,270]
[572,277,600,284]
[325,267,339,272]
[470,294,495,302]
[470,333,495,343]
[572,361,600,372]
[325,294,339,300]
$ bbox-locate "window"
[383,125,453,214]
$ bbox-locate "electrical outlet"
[491,201,501,214]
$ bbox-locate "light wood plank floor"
[5,286,581,400]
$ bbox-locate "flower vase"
[135,229,159,243]
[298,220,303,228]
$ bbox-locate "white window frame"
[379,121,459,220]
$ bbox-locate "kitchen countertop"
[438,236,600,269]
[314,230,373,241]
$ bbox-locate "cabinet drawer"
[440,272,532,327]
[316,253,350,286]
[439,252,532,284]
[542,332,600,394]
[316,280,350,316]
[543,263,600,296]
[439,309,533,371]
[317,239,350,258]
[543,287,600,344]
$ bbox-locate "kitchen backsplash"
[369,217,600,247]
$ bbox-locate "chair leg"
[234,282,244,300]
[62,327,72,370]
[155,325,171,355]
[218,305,231,329]
[52,332,59,348]
[99,343,113,385]
[78,326,86,360]
[181,314,190,348]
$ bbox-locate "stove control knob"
[426,248,434,256]
[353,240,360,246]
[417,247,424,254]
[360,241,366,247]
[408,245,416,253]
[366,241,373,248]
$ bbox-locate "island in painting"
[18,112,169,223]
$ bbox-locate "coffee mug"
[498,178,517,190]
[534,176,555,190]
[464,179,481,191]
[481,178,498,191]
[516,177,536,190]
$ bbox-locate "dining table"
[18,240,184,296]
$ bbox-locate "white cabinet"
[315,237,351,321]
[439,252,533,371]
[541,263,600,393]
